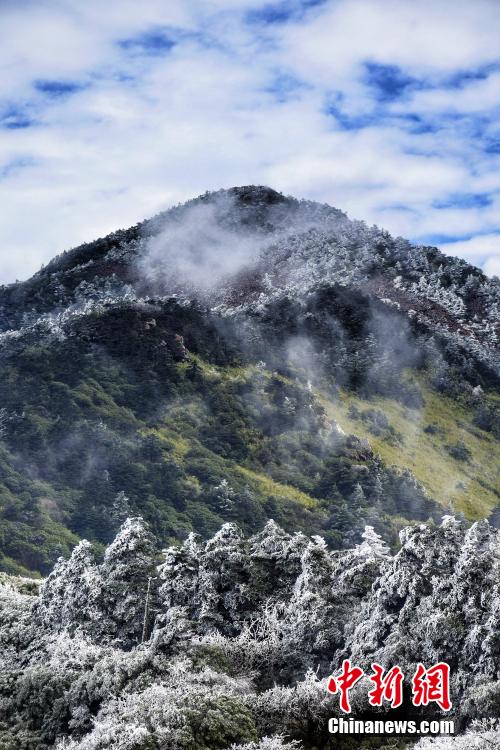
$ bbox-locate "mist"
[134,188,351,307]
[137,192,271,300]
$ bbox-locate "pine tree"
[197,522,248,633]
[357,525,390,559]
[109,490,132,527]
[99,517,158,647]
[213,479,236,512]
[35,539,102,635]
[371,473,383,504]
[350,483,366,508]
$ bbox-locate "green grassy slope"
[319,380,500,518]
[0,298,498,575]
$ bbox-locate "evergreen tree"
[99,517,158,647]
[350,482,366,508]
[35,539,102,635]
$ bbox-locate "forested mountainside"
[0,186,499,575]
[2,516,500,749]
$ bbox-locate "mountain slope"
[0,186,499,575]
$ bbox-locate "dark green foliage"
[0,294,445,574]
[0,293,446,572]
[0,186,499,574]
[472,402,500,437]
[184,696,258,749]
[446,441,472,462]
[348,407,404,444]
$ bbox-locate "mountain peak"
[225,185,289,205]
[209,185,289,205]
[0,186,498,379]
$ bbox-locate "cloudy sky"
[1,0,500,283]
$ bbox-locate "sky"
[1,0,500,283]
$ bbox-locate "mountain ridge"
[0,186,499,576]
[2,186,498,375]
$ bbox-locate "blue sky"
[1,0,500,282]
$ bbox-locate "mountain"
[0,186,499,575]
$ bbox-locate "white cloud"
[1,0,500,283]
[282,0,500,81]
[483,256,500,277]
[439,233,500,258]
[395,71,500,116]
[441,235,500,278]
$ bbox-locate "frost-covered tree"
[350,482,366,508]
[356,525,390,560]
[231,738,301,750]
[213,478,236,512]
[35,540,102,635]
[110,490,133,526]
[98,517,158,647]
[6,516,500,748]
[414,719,500,749]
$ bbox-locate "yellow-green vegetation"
[144,358,499,521]
[140,426,191,462]
[236,465,319,509]
[319,382,500,519]
[1,295,498,576]
[183,355,260,383]
[73,379,139,429]
[141,422,319,512]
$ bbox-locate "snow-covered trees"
[231,738,301,750]
[343,517,500,727]
[54,664,259,750]
[98,517,158,647]
[5,516,500,748]
[35,539,102,634]
[415,720,500,749]
[356,525,390,560]
[35,518,158,647]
